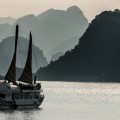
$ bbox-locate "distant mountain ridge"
[0,37,48,76]
[51,52,65,62]
[0,6,88,61]
[49,36,80,58]
[0,23,12,41]
[0,17,16,25]
[39,10,120,82]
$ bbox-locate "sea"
[1,81,120,120]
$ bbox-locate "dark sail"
[18,32,33,84]
[4,25,19,84]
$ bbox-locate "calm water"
[1,81,120,120]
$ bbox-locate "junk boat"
[0,25,44,109]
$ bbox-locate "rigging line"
[33,44,41,81]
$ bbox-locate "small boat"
[0,25,44,109]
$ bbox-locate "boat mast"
[4,25,19,84]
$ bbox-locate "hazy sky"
[0,0,120,22]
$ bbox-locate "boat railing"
[18,83,41,90]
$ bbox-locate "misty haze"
[0,1,120,120]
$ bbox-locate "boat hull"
[0,96,44,110]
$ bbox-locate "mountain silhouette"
[0,37,48,76]
[0,23,13,41]
[0,17,16,25]
[0,6,88,61]
[51,52,64,62]
[48,36,80,58]
[39,10,120,82]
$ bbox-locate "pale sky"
[0,0,120,22]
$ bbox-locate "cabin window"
[12,92,38,100]
[30,93,32,99]
[12,93,23,100]
[12,94,14,100]
[24,93,27,99]
[0,94,5,98]
[26,93,29,99]
[35,93,39,99]
[23,92,33,99]
[15,94,18,99]
[33,92,39,99]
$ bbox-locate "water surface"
[1,81,120,120]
